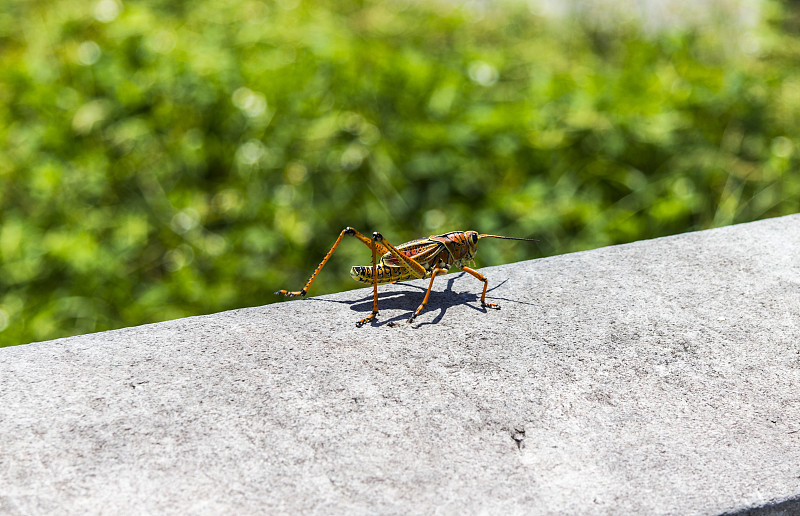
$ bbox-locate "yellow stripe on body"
[349,264,420,285]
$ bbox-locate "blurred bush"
[0,0,798,345]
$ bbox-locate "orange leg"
[276,229,430,327]
[372,232,427,279]
[274,227,388,298]
[407,267,449,324]
[356,235,380,327]
[461,266,500,309]
[358,231,427,326]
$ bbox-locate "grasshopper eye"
[471,233,478,244]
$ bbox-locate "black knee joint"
[372,232,384,243]
[345,227,355,235]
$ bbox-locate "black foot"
[356,312,378,327]
[275,289,306,297]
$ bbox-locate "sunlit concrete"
[1,214,799,515]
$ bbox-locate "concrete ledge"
[2,215,800,515]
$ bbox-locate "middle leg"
[407,267,448,324]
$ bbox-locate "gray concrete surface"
[1,215,800,515]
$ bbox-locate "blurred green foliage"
[1,0,798,346]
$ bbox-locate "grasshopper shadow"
[310,273,529,327]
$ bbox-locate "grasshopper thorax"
[435,230,481,265]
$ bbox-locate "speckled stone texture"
[1,214,799,515]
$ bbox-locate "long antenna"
[478,234,539,242]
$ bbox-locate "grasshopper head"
[463,231,480,258]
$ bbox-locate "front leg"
[461,266,500,310]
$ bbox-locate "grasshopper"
[275,227,537,326]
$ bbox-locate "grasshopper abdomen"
[349,264,416,285]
